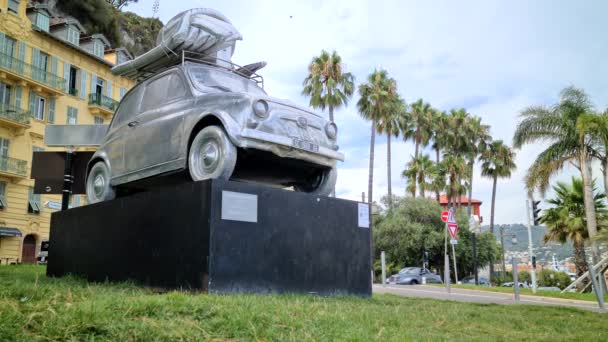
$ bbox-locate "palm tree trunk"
[368,121,376,208]
[387,134,392,208]
[329,105,335,197]
[573,239,589,291]
[602,159,608,200]
[580,152,599,261]
[435,147,440,163]
[467,162,474,216]
[415,141,420,160]
[489,174,497,279]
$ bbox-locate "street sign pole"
[444,221,450,294]
[512,258,520,303]
[381,251,386,287]
[451,241,458,283]
[61,146,74,211]
[472,233,478,285]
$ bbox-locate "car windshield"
[187,64,266,96]
[404,268,420,275]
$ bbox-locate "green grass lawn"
[428,283,608,302]
[1,266,606,341]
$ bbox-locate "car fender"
[85,151,111,184]
[188,111,243,147]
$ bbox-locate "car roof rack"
[181,50,264,89]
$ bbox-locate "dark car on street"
[460,276,491,286]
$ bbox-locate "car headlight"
[253,100,269,118]
[325,122,337,139]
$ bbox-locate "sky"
[124,0,608,224]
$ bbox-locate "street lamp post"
[500,225,517,282]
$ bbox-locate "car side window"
[113,86,144,127]
[140,73,187,112]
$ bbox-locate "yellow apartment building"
[0,0,135,264]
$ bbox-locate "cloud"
[125,0,608,223]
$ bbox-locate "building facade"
[438,195,482,221]
[0,0,134,264]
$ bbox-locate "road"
[373,284,603,312]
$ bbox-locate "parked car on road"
[501,282,529,288]
[395,267,442,285]
[459,276,491,286]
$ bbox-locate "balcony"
[88,93,118,117]
[0,104,30,129]
[0,53,66,96]
[69,88,79,97]
[0,156,28,179]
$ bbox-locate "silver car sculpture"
[85,54,344,203]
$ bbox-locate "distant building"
[0,0,135,265]
[437,195,482,220]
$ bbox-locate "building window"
[67,27,80,46]
[93,41,104,58]
[8,0,19,14]
[94,116,104,124]
[67,106,78,125]
[119,87,127,99]
[38,51,49,72]
[36,12,50,32]
[69,66,79,96]
[0,83,12,108]
[0,138,9,158]
[33,96,46,121]
[0,181,6,209]
[28,187,41,214]
[3,37,15,57]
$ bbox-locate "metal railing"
[181,50,265,89]
[0,155,28,177]
[0,104,30,125]
[0,52,67,92]
[88,93,118,111]
[69,88,79,96]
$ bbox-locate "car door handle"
[128,121,139,127]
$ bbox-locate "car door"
[103,85,144,178]
[123,70,191,174]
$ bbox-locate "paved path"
[373,284,603,312]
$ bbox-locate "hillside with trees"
[49,0,162,57]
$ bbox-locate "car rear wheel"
[410,280,418,285]
[189,125,237,181]
[293,167,336,197]
[86,161,116,204]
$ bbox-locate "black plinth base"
[47,180,371,296]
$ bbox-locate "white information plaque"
[358,203,370,228]
[221,191,258,223]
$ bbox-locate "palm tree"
[541,177,607,290]
[428,162,447,202]
[480,140,516,278]
[357,69,398,210]
[576,112,608,197]
[401,99,433,160]
[402,154,434,198]
[377,95,405,207]
[441,154,468,209]
[302,50,355,123]
[465,116,491,216]
[480,140,516,234]
[430,110,449,164]
[513,87,600,255]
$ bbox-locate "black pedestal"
[47,180,371,296]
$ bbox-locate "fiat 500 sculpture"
[85,53,344,203]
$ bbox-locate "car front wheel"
[188,126,237,182]
[293,167,337,197]
[86,161,116,204]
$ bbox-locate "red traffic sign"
[441,211,449,222]
[448,223,458,239]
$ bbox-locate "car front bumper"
[239,128,344,168]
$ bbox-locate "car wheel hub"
[93,174,105,198]
[201,141,220,173]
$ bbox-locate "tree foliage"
[57,0,121,47]
[373,197,499,281]
[106,0,138,10]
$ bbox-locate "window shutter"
[64,62,70,93]
[106,80,112,99]
[74,107,78,124]
[120,87,127,99]
[51,56,58,75]
[0,32,5,56]
[90,73,97,94]
[80,71,87,99]
[48,98,55,123]
[31,47,40,66]
[14,86,22,109]
[17,41,25,73]
[28,91,36,116]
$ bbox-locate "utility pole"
[500,225,506,281]
[472,233,478,285]
[526,199,537,293]
[362,192,365,203]
[444,209,451,294]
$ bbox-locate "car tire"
[410,280,418,285]
[86,161,116,204]
[188,125,237,182]
[293,167,337,197]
